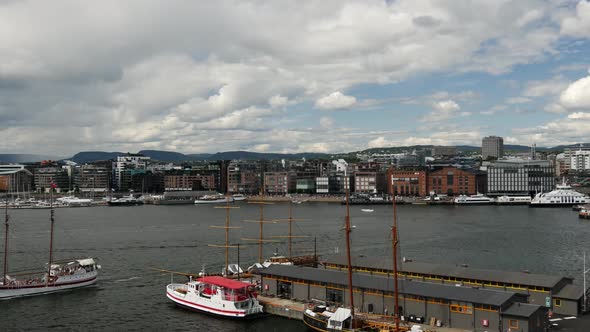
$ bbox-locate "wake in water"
[114,276,142,283]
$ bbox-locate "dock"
[257,295,470,332]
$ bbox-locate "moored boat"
[454,194,495,204]
[232,194,247,201]
[496,195,531,205]
[195,194,232,204]
[166,275,262,318]
[107,194,143,206]
[530,184,589,207]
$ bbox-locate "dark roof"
[554,283,584,300]
[324,255,568,289]
[257,265,517,307]
[503,302,544,318]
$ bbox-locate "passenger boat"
[107,194,143,206]
[166,275,263,318]
[496,195,531,205]
[361,209,374,213]
[232,194,247,202]
[1,187,100,299]
[530,184,589,207]
[195,194,233,204]
[454,194,495,204]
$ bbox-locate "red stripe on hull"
[167,291,247,316]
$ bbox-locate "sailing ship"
[165,192,263,318]
[1,185,100,299]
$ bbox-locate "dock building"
[324,255,587,317]
[256,264,548,332]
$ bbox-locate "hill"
[0,154,64,163]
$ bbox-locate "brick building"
[387,168,427,197]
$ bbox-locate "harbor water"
[1,203,589,331]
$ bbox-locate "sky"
[1,0,590,156]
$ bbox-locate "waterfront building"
[482,136,504,160]
[324,255,587,317]
[264,172,290,195]
[487,160,555,196]
[34,166,69,193]
[113,154,150,192]
[257,264,549,332]
[227,160,261,194]
[73,163,111,194]
[387,168,427,197]
[0,165,34,193]
[427,167,485,196]
[164,171,216,191]
[354,171,377,193]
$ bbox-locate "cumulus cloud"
[368,136,393,148]
[319,116,334,129]
[421,100,467,122]
[314,91,357,110]
[561,1,590,37]
[559,69,590,109]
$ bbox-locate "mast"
[345,189,355,318]
[209,186,240,276]
[392,190,400,330]
[3,191,9,284]
[271,201,308,260]
[46,184,55,286]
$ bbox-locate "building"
[432,146,457,157]
[570,150,590,171]
[0,165,34,193]
[324,255,587,317]
[257,264,549,332]
[427,167,484,196]
[354,171,377,194]
[73,164,111,194]
[114,154,150,191]
[227,160,261,194]
[482,136,504,160]
[164,172,216,191]
[34,166,69,193]
[264,172,290,195]
[487,160,555,196]
[387,168,427,197]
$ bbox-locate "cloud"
[561,1,590,38]
[523,75,570,97]
[421,100,467,122]
[505,97,532,104]
[314,91,357,110]
[368,136,393,148]
[559,69,590,109]
[319,116,334,128]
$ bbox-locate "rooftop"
[324,255,568,289]
[257,265,519,307]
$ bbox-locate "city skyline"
[1,1,590,156]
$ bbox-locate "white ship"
[496,196,532,205]
[195,194,233,204]
[1,189,100,299]
[530,184,589,207]
[232,194,247,202]
[454,194,495,204]
[166,275,263,318]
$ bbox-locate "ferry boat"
[195,194,233,204]
[454,194,495,204]
[496,195,531,205]
[166,275,263,318]
[232,194,247,202]
[107,194,143,206]
[530,184,589,207]
[1,188,100,299]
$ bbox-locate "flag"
[50,182,57,189]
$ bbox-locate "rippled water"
[1,203,588,331]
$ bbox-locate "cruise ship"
[530,184,589,207]
[454,194,495,204]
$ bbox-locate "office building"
[482,136,504,160]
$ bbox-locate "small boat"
[579,208,590,219]
[232,194,247,202]
[496,195,531,205]
[107,194,143,206]
[454,194,495,204]
[361,209,374,213]
[195,194,233,204]
[166,275,263,318]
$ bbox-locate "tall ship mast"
[208,192,241,276]
[269,201,313,265]
[1,182,100,299]
[392,190,400,330]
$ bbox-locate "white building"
[113,154,150,190]
[570,150,590,171]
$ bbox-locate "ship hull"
[0,274,97,300]
[166,290,257,318]
[529,203,582,208]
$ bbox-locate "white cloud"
[269,95,289,108]
[314,91,357,110]
[559,70,590,109]
[319,116,334,128]
[421,100,465,122]
[561,1,590,38]
[523,75,570,97]
[506,97,532,104]
[251,144,271,152]
[368,136,393,148]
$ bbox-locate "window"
[554,299,562,307]
[509,319,519,329]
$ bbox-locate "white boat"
[361,209,374,213]
[107,194,143,206]
[56,196,93,207]
[1,190,100,299]
[195,194,233,204]
[454,194,495,204]
[496,196,531,205]
[530,184,589,207]
[166,275,263,318]
[232,194,247,202]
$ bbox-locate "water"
[1,203,589,331]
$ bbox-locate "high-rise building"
[482,136,504,160]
